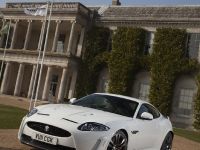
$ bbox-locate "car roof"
[94,93,147,104]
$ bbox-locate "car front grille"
[21,134,75,150]
[27,121,71,137]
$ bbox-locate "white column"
[23,20,32,50]
[57,67,68,102]
[67,20,76,55]
[52,20,61,52]
[76,27,86,57]
[38,21,46,50]
[42,66,53,101]
[0,20,6,48]
[10,20,19,49]
[14,63,25,96]
[68,68,78,99]
[27,65,36,99]
[0,62,11,94]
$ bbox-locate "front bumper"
[21,134,75,150]
[18,117,112,150]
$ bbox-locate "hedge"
[75,26,110,98]
[108,27,146,95]
[149,28,199,116]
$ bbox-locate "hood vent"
[62,118,78,124]
[37,113,50,116]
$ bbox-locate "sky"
[0,0,200,6]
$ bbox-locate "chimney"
[112,0,121,6]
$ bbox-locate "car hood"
[36,104,131,124]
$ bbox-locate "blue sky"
[1,0,200,6]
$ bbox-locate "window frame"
[178,88,195,117]
[138,83,150,101]
[188,33,200,59]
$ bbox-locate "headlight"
[27,108,38,117]
[78,122,110,131]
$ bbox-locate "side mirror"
[69,98,77,104]
[140,112,153,120]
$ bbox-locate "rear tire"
[160,132,173,150]
[107,130,128,150]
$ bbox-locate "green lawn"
[0,104,28,129]
[174,128,200,143]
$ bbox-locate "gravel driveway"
[0,95,200,150]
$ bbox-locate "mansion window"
[50,74,58,97]
[101,79,109,93]
[56,34,65,53]
[188,33,200,59]
[178,88,195,116]
[138,83,150,101]
[97,68,109,93]
[144,32,154,55]
[57,41,64,53]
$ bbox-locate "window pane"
[50,75,58,97]
[178,88,195,116]
[139,83,150,101]
[144,32,154,55]
[188,33,200,59]
[57,41,64,53]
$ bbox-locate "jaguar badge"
[44,125,50,132]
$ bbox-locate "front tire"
[107,130,128,150]
[161,132,173,150]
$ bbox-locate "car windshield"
[72,94,138,118]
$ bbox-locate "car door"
[128,104,161,150]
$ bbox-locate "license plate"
[33,133,57,145]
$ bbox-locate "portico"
[0,2,88,102]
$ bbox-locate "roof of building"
[2,2,200,22]
[97,6,200,21]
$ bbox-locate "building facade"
[0,0,200,129]
[0,2,89,102]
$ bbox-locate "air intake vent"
[27,121,71,137]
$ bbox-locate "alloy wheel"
[161,133,173,150]
[107,130,128,150]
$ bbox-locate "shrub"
[108,27,146,95]
[149,28,188,116]
[75,26,110,98]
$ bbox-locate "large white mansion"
[0,0,200,128]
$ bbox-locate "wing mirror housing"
[140,112,153,120]
[69,98,77,104]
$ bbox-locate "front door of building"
[49,74,58,102]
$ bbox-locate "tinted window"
[73,94,138,118]
[137,104,160,119]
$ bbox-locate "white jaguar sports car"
[18,93,173,150]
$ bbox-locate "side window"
[137,104,160,119]
[145,104,160,119]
